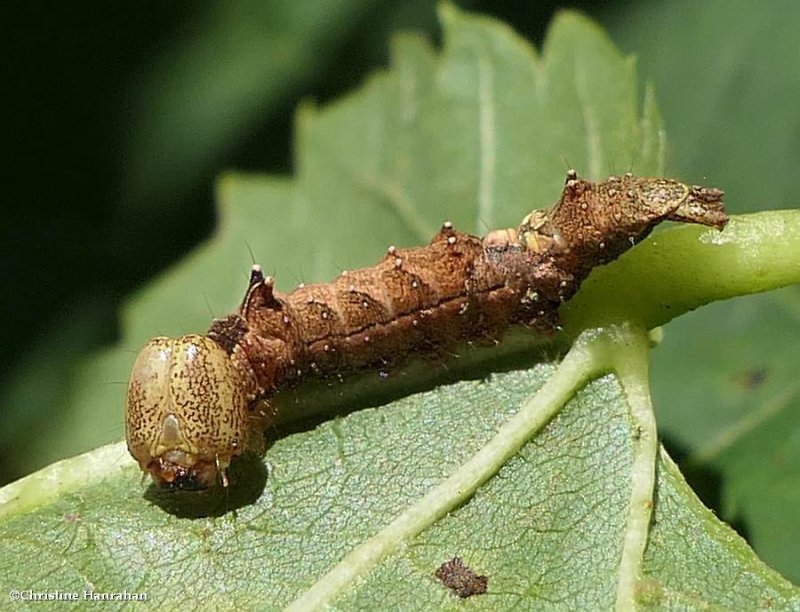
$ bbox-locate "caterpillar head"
[125,334,261,490]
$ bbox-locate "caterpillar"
[126,171,727,490]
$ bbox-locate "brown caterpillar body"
[126,172,727,490]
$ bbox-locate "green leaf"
[2,5,799,610]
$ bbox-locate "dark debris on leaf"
[435,557,488,598]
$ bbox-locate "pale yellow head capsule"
[125,334,261,490]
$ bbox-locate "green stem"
[563,210,800,335]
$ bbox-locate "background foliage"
[3,0,800,585]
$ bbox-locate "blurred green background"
[3,0,800,580]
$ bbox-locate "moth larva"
[126,171,727,490]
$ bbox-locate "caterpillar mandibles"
[126,171,727,490]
